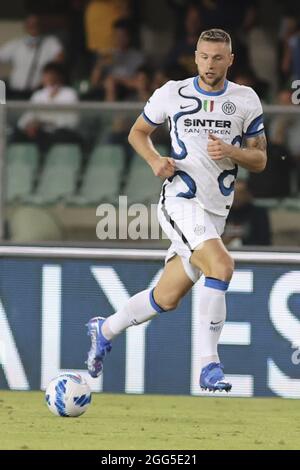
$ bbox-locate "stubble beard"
[199,73,225,88]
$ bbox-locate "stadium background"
[0,0,299,402]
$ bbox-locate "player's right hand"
[150,156,176,179]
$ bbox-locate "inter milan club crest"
[222,101,236,115]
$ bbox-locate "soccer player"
[86,29,267,392]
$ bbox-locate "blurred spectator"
[166,4,202,78]
[223,179,271,247]
[14,62,79,153]
[85,0,131,54]
[24,1,88,75]
[233,68,269,102]
[66,0,90,78]
[169,1,255,41]
[269,89,300,162]
[197,0,255,32]
[88,18,145,101]
[278,12,298,85]
[248,139,293,198]
[0,14,64,99]
[238,4,278,99]
[151,65,187,91]
[268,88,300,193]
[126,66,153,101]
[151,69,171,91]
[138,0,177,66]
[281,19,300,82]
[233,69,257,88]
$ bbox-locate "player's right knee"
[151,287,180,312]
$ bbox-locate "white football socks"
[100,276,229,371]
[101,288,164,340]
[199,277,229,369]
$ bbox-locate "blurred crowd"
[0,0,300,104]
[1,0,300,245]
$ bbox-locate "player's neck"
[197,76,227,93]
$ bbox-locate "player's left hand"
[207,134,233,160]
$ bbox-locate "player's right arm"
[128,115,175,179]
[129,81,176,179]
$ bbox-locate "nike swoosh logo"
[180,105,192,109]
[210,320,223,325]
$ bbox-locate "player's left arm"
[207,132,267,173]
[230,132,267,173]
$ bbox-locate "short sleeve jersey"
[143,76,264,216]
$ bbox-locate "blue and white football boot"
[200,362,232,392]
[86,317,112,378]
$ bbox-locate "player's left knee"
[212,256,234,282]
[156,294,181,312]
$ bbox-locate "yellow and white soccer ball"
[45,373,91,417]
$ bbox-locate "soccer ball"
[45,373,91,417]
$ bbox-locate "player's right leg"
[86,254,194,377]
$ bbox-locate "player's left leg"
[190,238,234,392]
[86,254,195,378]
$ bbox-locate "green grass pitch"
[0,391,299,450]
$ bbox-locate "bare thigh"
[153,255,194,311]
[190,238,234,281]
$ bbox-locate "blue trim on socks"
[149,288,165,313]
[204,277,229,291]
[99,322,111,345]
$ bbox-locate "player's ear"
[229,53,234,67]
[194,50,197,65]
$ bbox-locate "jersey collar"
[193,76,228,96]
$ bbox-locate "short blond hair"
[197,29,232,51]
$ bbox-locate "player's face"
[195,41,234,88]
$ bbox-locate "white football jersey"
[143,77,264,216]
